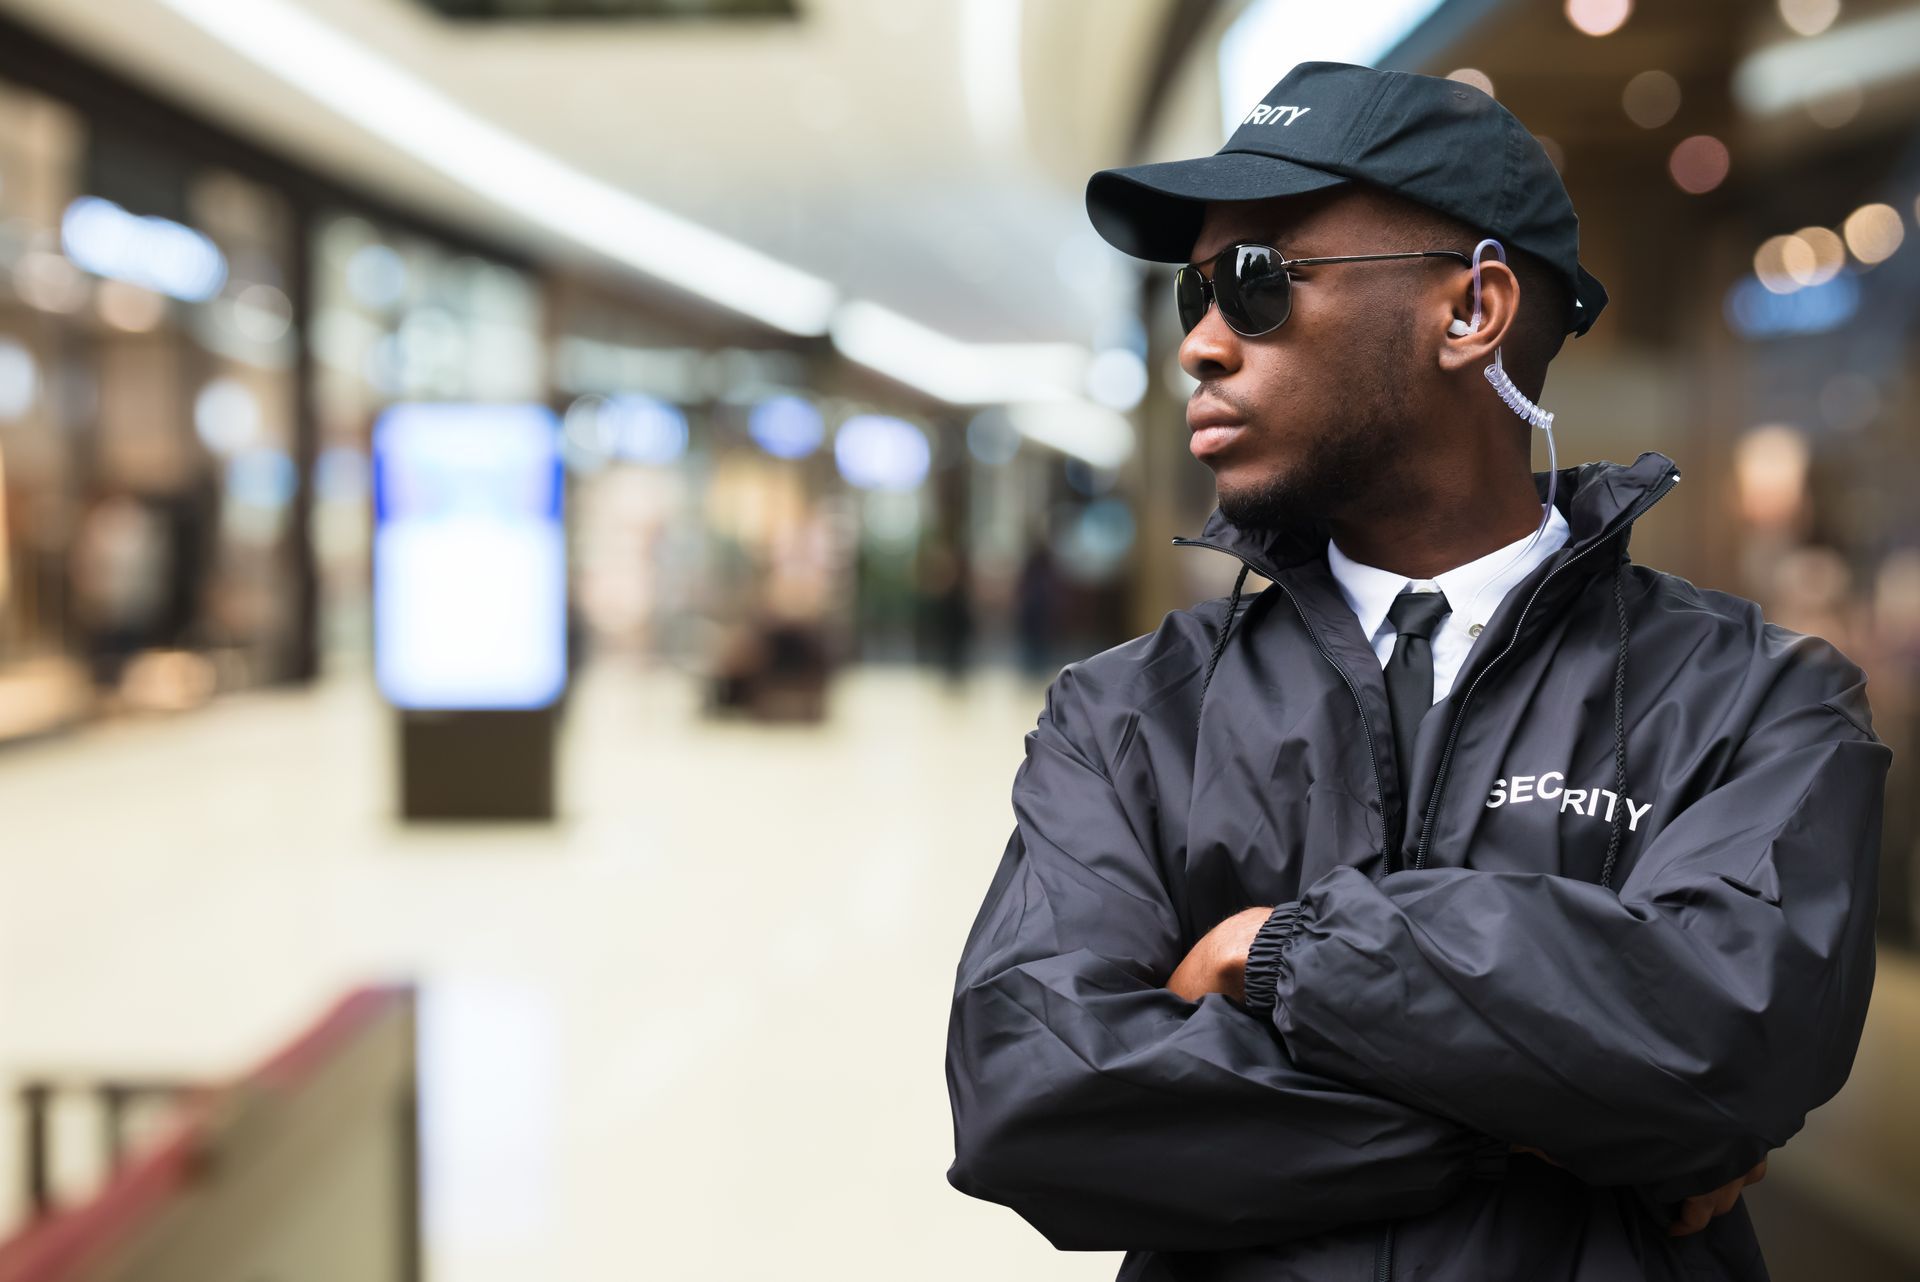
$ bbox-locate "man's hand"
[1513,1145,1768,1236]
[1667,1158,1768,1236]
[1166,907,1273,1003]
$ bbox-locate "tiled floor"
[0,663,1115,1281]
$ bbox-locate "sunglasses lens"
[1174,266,1209,334]
[1217,245,1291,335]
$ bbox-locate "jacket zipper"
[1411,469,1679,872]
[1171,538,1401,1282]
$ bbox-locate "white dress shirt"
[1325,504,1571,705]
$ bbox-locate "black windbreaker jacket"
[944,453,1888,1282]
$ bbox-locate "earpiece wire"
[1459,237,1558,636]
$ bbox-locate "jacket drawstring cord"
[1197,565,1252,733]
[1599,555,1632,889]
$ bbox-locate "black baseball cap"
[1086,61,1608,338]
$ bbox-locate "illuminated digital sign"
[373,403,566,710]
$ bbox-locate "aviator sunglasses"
[1176,243,1471,337]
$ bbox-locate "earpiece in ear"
[1457,234,1560,639]
[1463,237,1553,431]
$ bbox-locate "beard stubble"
[1213,309,1420,532]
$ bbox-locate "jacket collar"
[1176,451,1681,586]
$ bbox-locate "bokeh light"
[1621,70,1680,128]
[965,410,1021,466]
[1754,235,1801,293]
[1778,0,1840,36]
[1842,203,1904,264]
[606,395,689,466]
[1446,68,1494,97]
[1668,135,1730,194]
[233,284,294,343]
[748,395,825,460]
[1788,226,1845,286]
[1724,272,1859,337]
[834,415,929,492]
[1565,0,1631,37]
[61,195,226,302]
[193,378,262,455]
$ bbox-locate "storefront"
[0,15,551,737]
[0,70,302,730]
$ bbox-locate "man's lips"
[1188,400,1246,459]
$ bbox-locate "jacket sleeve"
[1243,653,1887,1202]
[945,659,1510,1253]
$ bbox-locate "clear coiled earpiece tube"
[1487,360,1555,432]
[1460,237,1557,636]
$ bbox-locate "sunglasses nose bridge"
[1198,280,1230,337]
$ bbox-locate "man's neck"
[1327,476,1545,579]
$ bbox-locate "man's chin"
[1215,469,1313,531]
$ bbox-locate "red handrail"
[0,985,414,1282]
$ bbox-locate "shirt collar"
[1325,504,1573,642]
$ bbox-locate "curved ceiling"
[0,0,1177,345]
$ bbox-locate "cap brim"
[1569,262,1607,338]
[1086,151,1352,263]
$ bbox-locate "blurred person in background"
[1014,535,1060,678]
[917,535,974,686]
[70,487,170,690]
[945,61,1887,1282]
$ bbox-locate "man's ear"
[1437,258,1519,373]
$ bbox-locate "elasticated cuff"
[1240,900,1306,1014]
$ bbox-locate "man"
[943,62,1887,1282]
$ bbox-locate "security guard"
[945,61,1886,1282]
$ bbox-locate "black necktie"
[1385,589,1452,782]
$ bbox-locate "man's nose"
[1178,302,1241,382]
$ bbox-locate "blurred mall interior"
[0,0,1917,1278]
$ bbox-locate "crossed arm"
[1167,904,1768,1236]
[945,656,1885,1252]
